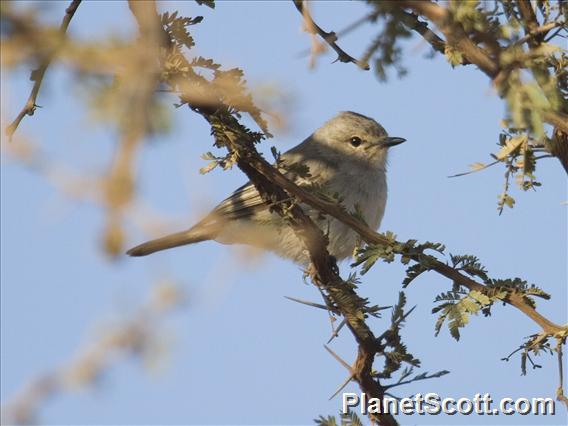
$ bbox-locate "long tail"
[126,226,213,257]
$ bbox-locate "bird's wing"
[208,181,269,221]
[197,150,322,227]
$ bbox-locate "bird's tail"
[126,226,213,257]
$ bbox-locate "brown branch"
[293,0,370,70]
[5,0,82,141]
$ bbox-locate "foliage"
[354,238,555,346]
[376,292,421,379]
[357,0,568,210]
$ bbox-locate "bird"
[127,111,405,264]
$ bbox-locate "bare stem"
[5,0,82,140]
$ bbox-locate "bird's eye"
[350,137,362,147]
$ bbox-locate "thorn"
[327,318,347,344]
[284,296,328,311]
[323,344,353,372]
[329,373,355,400]
[401,305,417,321]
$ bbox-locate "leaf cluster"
[352,232,444,277]
[431,255,551,340]
[376,292,421,379]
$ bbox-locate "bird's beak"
[383,136,406,147]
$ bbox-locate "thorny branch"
[247,155,566,336]
[5,0,82,141]
[293,0,370,70]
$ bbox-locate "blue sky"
[1,1,567,425]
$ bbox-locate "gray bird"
[127,111,405,264]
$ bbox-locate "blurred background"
[1,1,566,424]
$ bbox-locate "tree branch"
[5,0,82,141]
[243,154,566,336]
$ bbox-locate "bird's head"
[313,111,405,169]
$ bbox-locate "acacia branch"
[5,0,81,140]
[243,154,565,336]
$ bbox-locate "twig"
[297,9,381,59]
[384,370,450,390]
[5,0,82,140]
[152,3,563,423]
[398,11,448,57]
[514,20,565,46]
[292,0,370,70]
[448,159,501,178]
